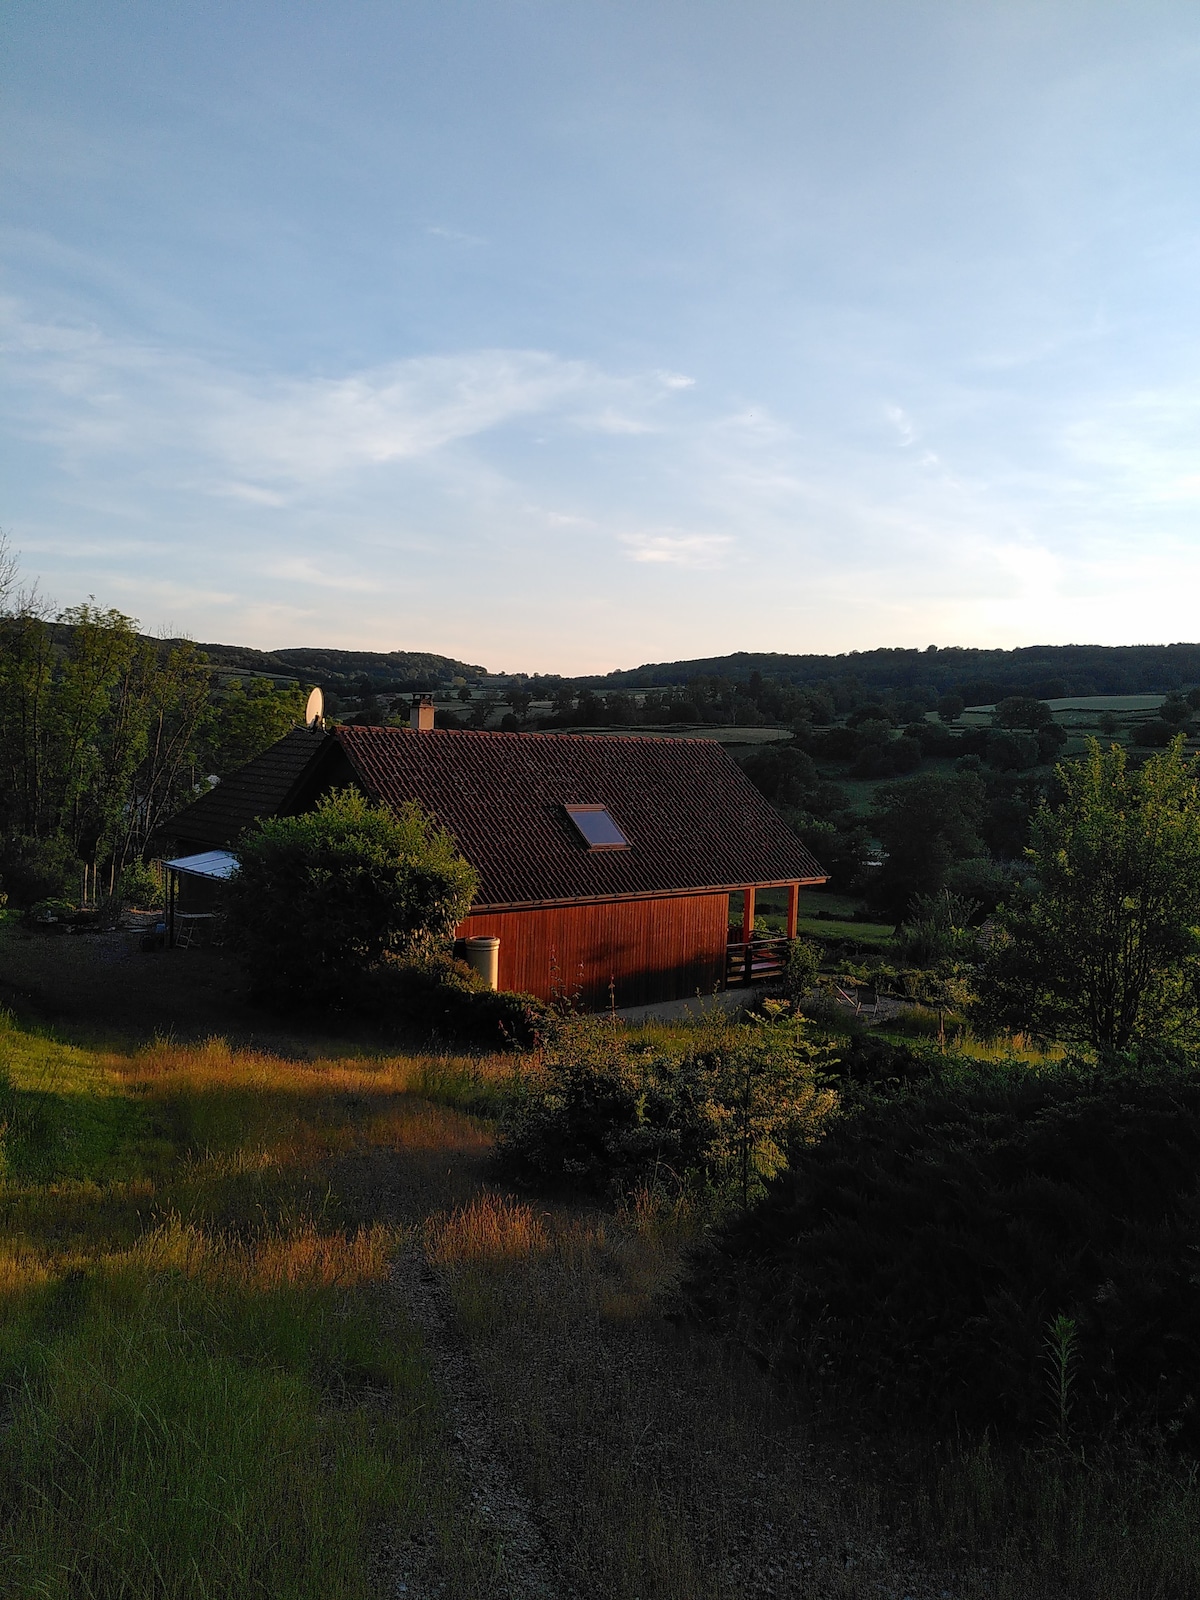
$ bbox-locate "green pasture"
[795,915,894,946]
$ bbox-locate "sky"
[3,1,1200,675]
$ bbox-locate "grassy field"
[0,1003,518,1598]
[1,925,1196,1598]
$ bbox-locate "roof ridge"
[335,725,725,746]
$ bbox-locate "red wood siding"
[457,894,730,1009]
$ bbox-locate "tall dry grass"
[0,1010,510,1597]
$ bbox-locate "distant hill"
[39,623,1200,702]
[172,641,488,690]
[586,644,1200,701]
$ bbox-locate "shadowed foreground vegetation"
[1,958,1197,1597]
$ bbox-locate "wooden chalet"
[165,717,827,1007]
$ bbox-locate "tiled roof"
[333,726,825,909]
[164,725,327,848]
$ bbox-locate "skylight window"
[565,804,630,851]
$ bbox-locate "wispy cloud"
[424,223,486,246]
[620,529,734,567]
[0,302,699,500]
[885,404,916,446]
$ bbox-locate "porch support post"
[786,882,799,939]
[739,886,755,946]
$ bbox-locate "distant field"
[824,758,960,819]
[964,694,1166,718]
[797,889,864,918]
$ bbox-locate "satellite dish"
[304,687,324,727]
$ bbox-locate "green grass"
[796,888,863,918]
[0,1229,429,1600]
[795,915,895,947]
[0,1012,502,1597]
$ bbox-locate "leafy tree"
[1036,721,1068,762]
[0,604,211,875]
[739,746,820,807]
[941,855,1015,913]
[846,704,894,728]
[205,678,307,775]
[994,695,1055,731]
[975,738,1200,1050]
[937,694,964,723]
[987,730,1039,771]
[468,695,499,728]
[1160,694,1193,728]
[868,770,986,919]
[225,788,477,1004]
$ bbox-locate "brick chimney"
[410,693,435,732]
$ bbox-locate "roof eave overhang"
[466,876,828,916]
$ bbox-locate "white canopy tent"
[161,850,238,946]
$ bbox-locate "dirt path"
[332,1127,998,1600]
[333,1140,563,1600]
[385,1239,560,1600]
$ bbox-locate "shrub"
[896,889,981,966]
[496,1012,837,1202]
[829,1032,932,1091]
[225,789,477,1005]
[0,834,81,910]
[363,951,545,1048]
[683,1050,1200,1444]
[941,856,1013,913]
[117,861,161,908]
[779,938,822,1002]
[23,896,76,926]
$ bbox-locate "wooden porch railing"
[725,936,790,987]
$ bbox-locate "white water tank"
[465,936,500,990]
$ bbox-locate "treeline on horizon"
[586,641,1200,702]
[184,635,1200,708]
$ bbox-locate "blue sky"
[3,2,1200,673]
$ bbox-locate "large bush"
[0,834,81,909]
[683,1051,1200,1444]
[225,788,477,1004]
[496,1012,837,1202]
[362,951,545,1048]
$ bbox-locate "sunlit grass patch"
[425,1192,550,1267]
[0,1011,497,1596]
